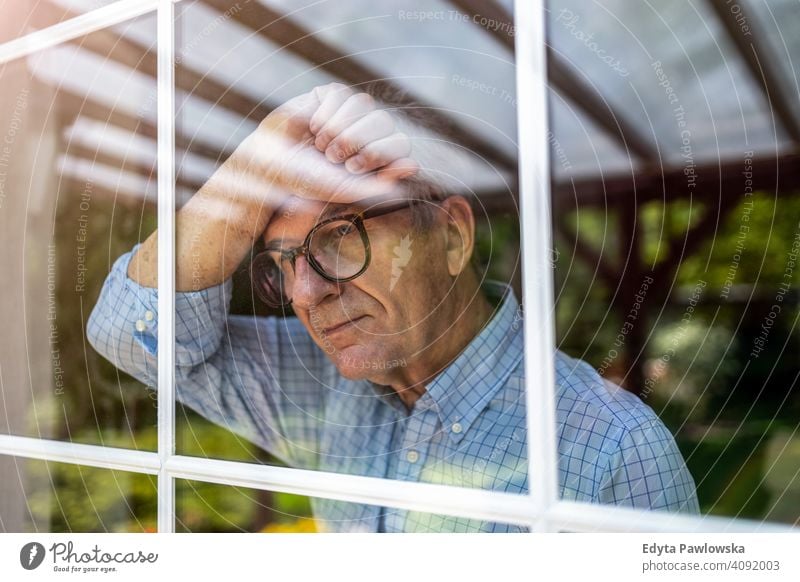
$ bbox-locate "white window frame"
[0,0,791,534]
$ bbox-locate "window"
[0,0,796,534]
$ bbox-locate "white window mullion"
[156,0,177,534]
[548,500,795,533]
[514,0,560,532]
[0,435,160,474]
[165,455,537,527]
[0,434,793,533]
[2,0,793,537]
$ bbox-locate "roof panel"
[173,2,341,106]
[546,0,792,167]
[548,88,641,180]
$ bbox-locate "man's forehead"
[262,199,359,243]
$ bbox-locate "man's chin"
[329,346,407,381]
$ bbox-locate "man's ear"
[440,196,476,277]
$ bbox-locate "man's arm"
[596,418,701,514]
[87,83,419,467]
[88,246,336,468]
[126,86,317,291]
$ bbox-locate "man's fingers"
[374,157,419,181]
[325,110,395,165]
[344,133,412,174]
[265,91,320,141]
[309,83,353,136]
[315,92,376,155]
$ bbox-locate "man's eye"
[334,223,356,237]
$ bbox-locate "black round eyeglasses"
[250,198,423,308]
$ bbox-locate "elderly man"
[87,83,699,532]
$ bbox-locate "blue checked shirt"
[87,245,700,532]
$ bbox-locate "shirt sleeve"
[596,418,701,514]
[86,244,336,469]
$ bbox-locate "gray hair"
[360,81,466,233]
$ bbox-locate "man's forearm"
[127,134,277,291]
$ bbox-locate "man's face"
[262,197,452,382]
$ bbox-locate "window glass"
[0,13,158,450]
[547,1,800,523]
[151,0,528,501]
[0,454,156,532]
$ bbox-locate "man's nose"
[289,254,340,310]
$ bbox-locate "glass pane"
[553,142,800,522]
[546,0,793,166]
[556,192,800,523]
[260,0,519,168]
[0,13,158,449]
[0,454,156,532]
[176,479,526,533]
[2,1,123,44]
[87,0,530,502]
[546,0,800,526]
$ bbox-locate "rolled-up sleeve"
[87,244,334,469]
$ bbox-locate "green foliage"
[677,193,800,290]
[26,457,157,532]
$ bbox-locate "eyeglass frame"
[249,196,431,307]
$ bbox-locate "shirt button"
[451,422,463,434]
[406,450,419,464]
[144,310,154,321]
[135,319,146,332]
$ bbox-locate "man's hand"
[309,83,418,181]
[245,83,419,204]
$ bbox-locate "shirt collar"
[370,280,523,444]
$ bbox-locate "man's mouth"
[322,315,367,336]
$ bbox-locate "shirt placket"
[382,393,439,532]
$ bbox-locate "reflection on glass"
[0,455,156,533]
[176,480,525,533]
[146,0,525,497]
[548,2,800,523]
[0,14,158,448]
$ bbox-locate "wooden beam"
[55,89,232,163]
[201,0,517,173]
[31,1,274,124]
[707,0,800,147]
[547,51,659,163]
[447,0,660,163]
[552,153,800,209]
[615,195,647,395]
[59,175,156,210]
[64,143,207,195]
[447,0,516,51]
